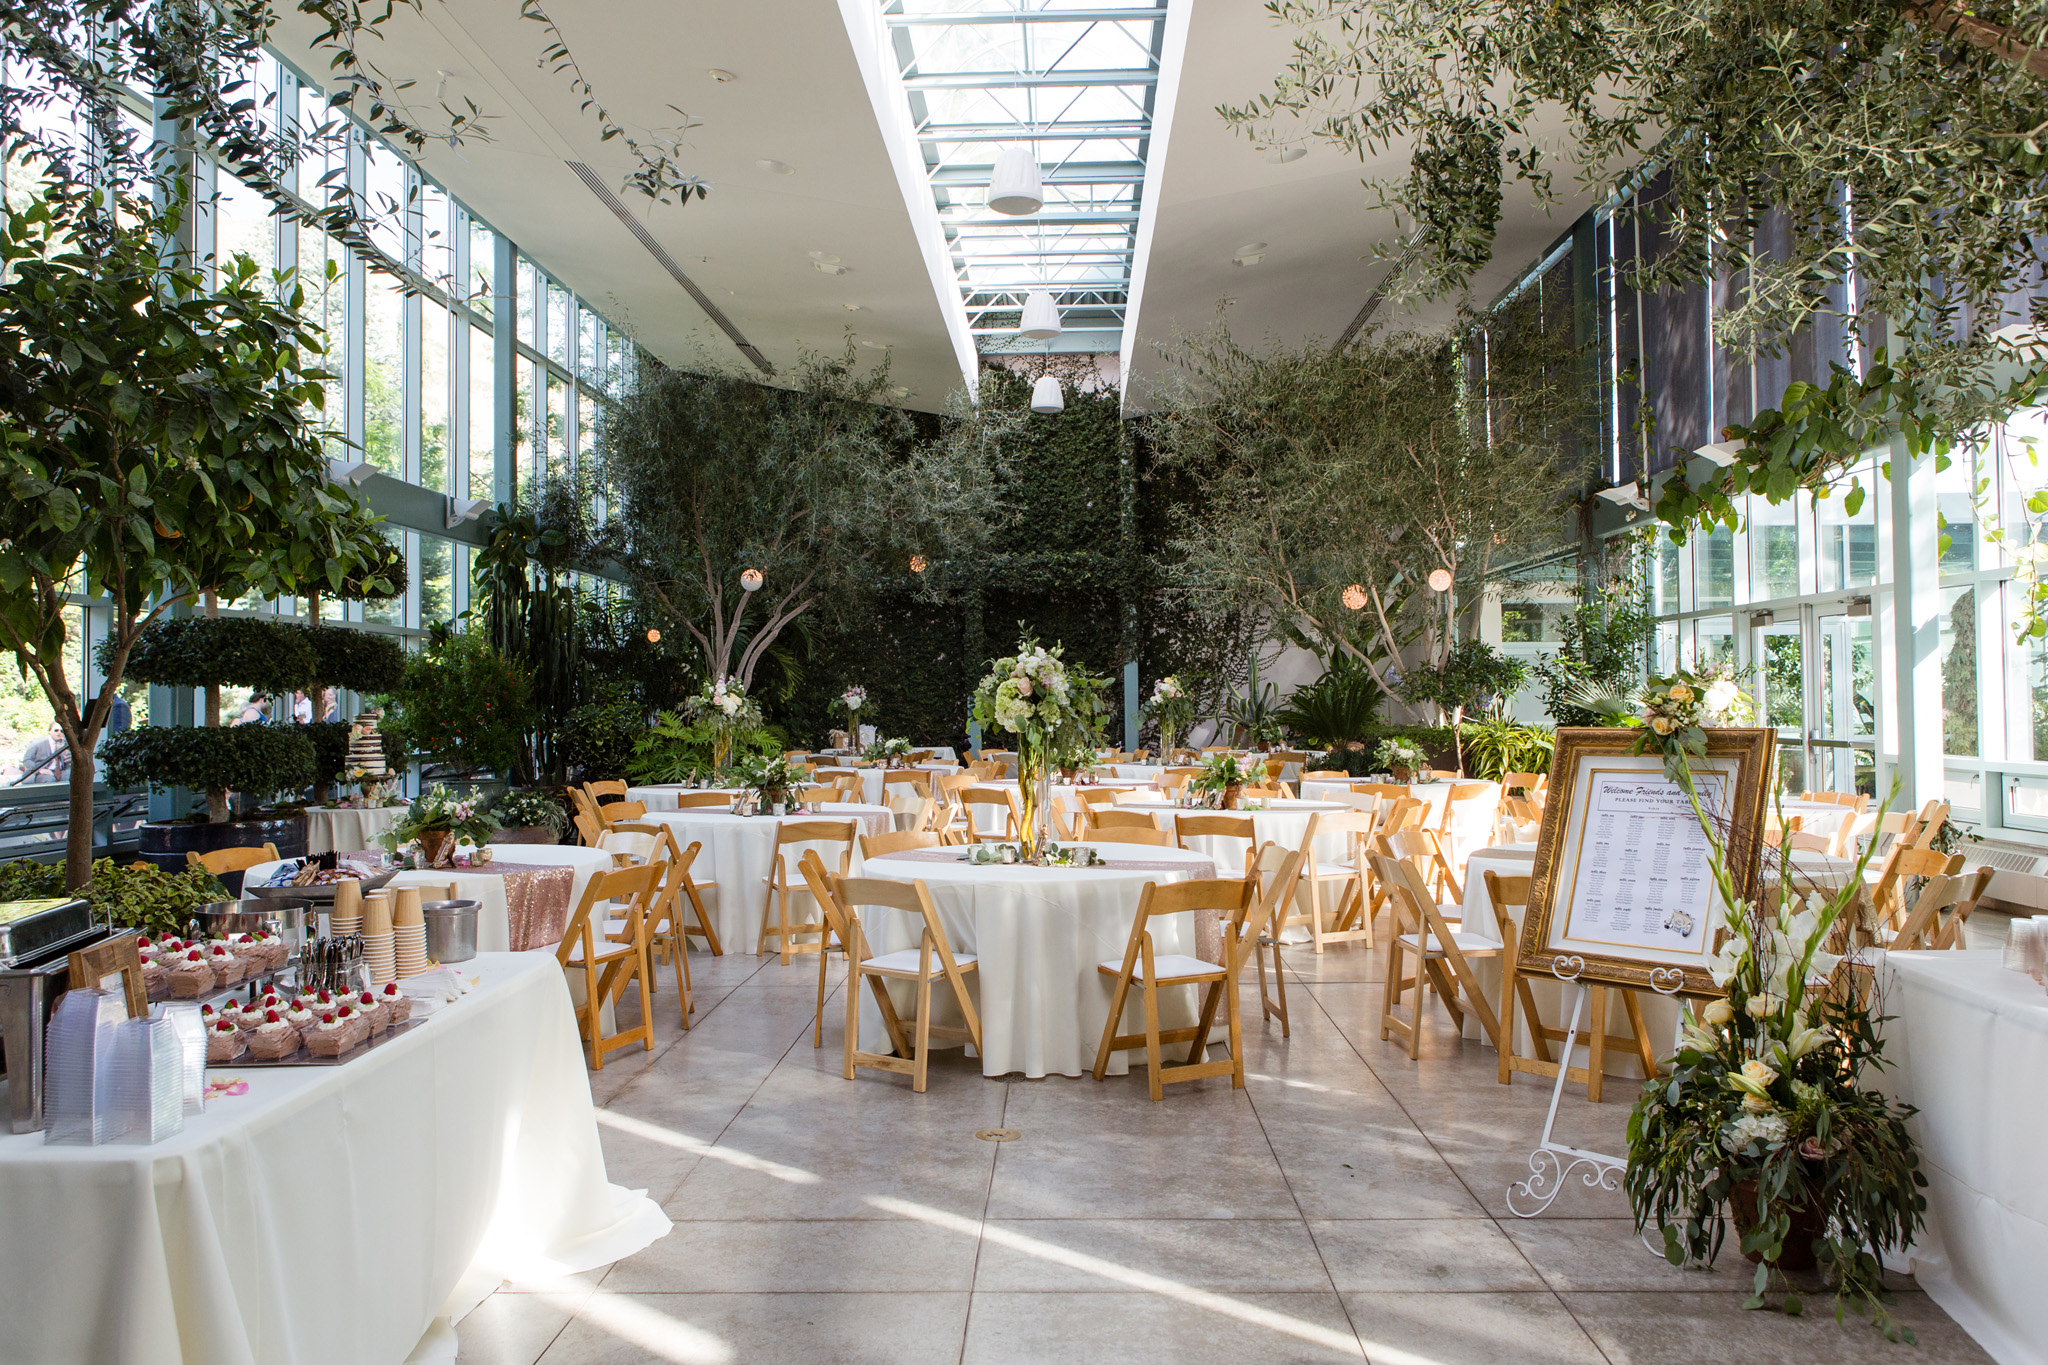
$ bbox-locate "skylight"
[880,1,1167,354]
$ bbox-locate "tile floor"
[457,939,1991,1365]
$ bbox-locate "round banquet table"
[859,843,1222,1078]
[302,803,407,855]
[627,785,743,812]
[1115,799,1352,873]
[1455,844,1682,1077]
[638,806,889,952]
[0,953,669,1365]
[965,779,1155,835]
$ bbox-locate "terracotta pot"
[1727,1180,1827,1270]
[418,829,455,868]
[1391,766,1413,783]
[1222,783,1242,811]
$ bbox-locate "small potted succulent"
[385,784,499,868]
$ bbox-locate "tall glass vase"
[1016,739,1054,861]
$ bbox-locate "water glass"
[2003,919,2035,972]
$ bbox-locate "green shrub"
[296,720,355,784]
[0,857,227,938]
[1275,664,1382,745]
[1459,709,1556,782]
[487,788,568,838]
[563,689,645,781]
[378,631,534,778]
[305,626,407,694]
[115,616,319,692]
[101,724,316,819]
[628,711,778,783]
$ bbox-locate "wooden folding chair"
[672,790,734,809]
[830,874,982,1092]
[1482,870,1654,1099]
[573,808,605,847]
[1930,866,1993,949]
[1885,872,1967,952]
[1286,809,1380,952]
[861,829,941,859]
[187,843,281,876]
[1351,782,1409,801]
[1092,877,1256,1100]
[584,779,628,808]
[601,799,649,829]
[1387,825,1463,906]
[1301,769,1349,781]
[758,819,857,963]
[1373,854,1503,1060]
[961,786,1020,842]
[1089,826,1172,848]
[610,821,723,956]
[557,862,661,1068]
[1173,812,1258,876]
[1249,844,1309,1035]
[607,825,701,1027]
[1503,772,1546,796]
[1436,781,1500,864]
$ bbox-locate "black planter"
[136,815,308,895]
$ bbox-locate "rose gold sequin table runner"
[355,853,579,952]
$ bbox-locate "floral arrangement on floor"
[384,784,499,865]
[1371,736,1429,776]
[972,638,1106,856]
[1600,678,1924,1339]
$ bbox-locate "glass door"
[1813,610,1876,796]
[1754,616,1808,795]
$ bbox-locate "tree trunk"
[64,748,96,892]
[205,786,230,824]
[203,591,221,727]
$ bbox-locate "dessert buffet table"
[1879,950,2048,1365]
[301,803,406,856]
[859,843,1219,1079]
[0,953,669,1365]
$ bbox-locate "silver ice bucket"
[420,900,479,963]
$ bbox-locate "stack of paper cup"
[361,889,397,986]
[393,886,429,978]
[330,880,364,939]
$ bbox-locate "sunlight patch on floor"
[594,1111,821,1184]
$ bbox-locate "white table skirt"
[1456,846,1682,1077]
[1878,950,2048,1365]
[859,844,1221,1078]
[641,808,884,952]
[243,846,612,955]
[627,785,743,812]
[0,953,669,1365]
[302,804,406,856]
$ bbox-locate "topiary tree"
[1398,640,1530,775]
[101,724,316,823]
[106,616,321,822]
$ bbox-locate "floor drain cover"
[976,1128,1021,1142]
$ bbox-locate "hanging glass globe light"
[740,569,763,592]
[1342,585,1367,611]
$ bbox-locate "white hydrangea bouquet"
[971,638,1102,858]
[684,677,762,771]
[840,684,868,738]
[1146,674,1193,757]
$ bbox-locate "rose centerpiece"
[971,638,1105,861]
[840,685,868,750]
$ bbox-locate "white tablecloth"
[302,804,406,856]
[627,785,742,812]
[1115,799,1350,872]
[1301,779,1459,817]
[1878,950,2048,1365]
[1456,846,1683,1077]
[859,843,1220,1078]
[245,845,613,956]
[641,808,885,952]
[0,953,669,1365]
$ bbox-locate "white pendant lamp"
[1019,289,1062,340]
[1030,374,1064,414]
[986,147,1044,216]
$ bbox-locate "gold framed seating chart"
[1516,727,1775,999]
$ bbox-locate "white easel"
[1505,956,1688,1217]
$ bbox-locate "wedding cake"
[347,711,387,780]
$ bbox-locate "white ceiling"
[263,1,1598,413]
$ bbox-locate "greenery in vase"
[733,754,803,808]
[485,788,569,839]
[388,785,499,850]
[1371,737,1430,775]
[684,677,763,766]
